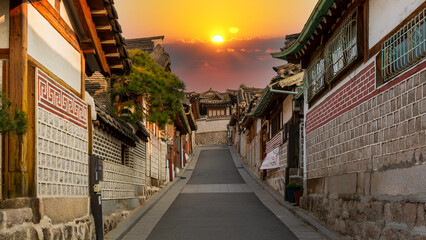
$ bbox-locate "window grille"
[381,8,425,82]
[305,8,361,101]
[305,57,325,101]
[324,9,359,84]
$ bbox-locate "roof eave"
[271,0,336,60]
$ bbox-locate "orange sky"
[114,0,317,42]
[114,1,318,92]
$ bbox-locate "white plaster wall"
[47,0,55,7]
[0,0,9,48]
[27,5,82,93]
[196,119,229,133]
[369,0,423,48]
[282,95,293,124]
[60,0,73,28]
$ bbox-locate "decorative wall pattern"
[160,141,167,182]
[93,127,121,164]
[94,127,146,200]
[36,68,89,197]
[150,135,159,180]
[37,70,88,130]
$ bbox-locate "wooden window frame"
[376,6,425,86]
[306,7,365,104]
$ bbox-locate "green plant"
[286,183,302,188]
[0,93,28,138]
[110,50,185,128]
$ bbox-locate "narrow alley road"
[121,146,323,240]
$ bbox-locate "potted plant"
[285,183,302,203]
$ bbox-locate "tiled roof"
[94,100,139,145]
[87,0,132,75]
[270,63,302,84]
[126,36,171,70]
[135,121,150,141]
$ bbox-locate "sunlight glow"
[212,35,224,43]
[229,27,239,34]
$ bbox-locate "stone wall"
[195,131,228,145]
[196,118,229,133]
[0,198,94,239]
[303,60,426,238]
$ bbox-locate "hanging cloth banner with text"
[260,147,280,170]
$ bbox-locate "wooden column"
[4,0,35,198]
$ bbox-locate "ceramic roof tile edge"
[135,121,150,141]
[247,72,304,118]
[270,0,335,60]
[94,100,139,145]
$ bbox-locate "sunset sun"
[212,35,224,43]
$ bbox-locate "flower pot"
[294,190,303,206]
[285,186,301,203]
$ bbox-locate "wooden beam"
[0,49,10,59]
[106,52,120,58]
[5,0,34,198]
[91,9,107,17]
[72,0,111,76]
[96,25,112,32]
[29,0,80,51]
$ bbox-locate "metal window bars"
[305,57,325,101]
[324,9,359,84]
[381,8,426,82]
[305,9,359,101]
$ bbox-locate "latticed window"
[305,57,325,101]
[324,9,359,81]
[305,8,362,102]
[380,7,425,82]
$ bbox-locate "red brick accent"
[306,60,426,134]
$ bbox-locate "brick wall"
[303,59,426,239]
[305,62,425,180]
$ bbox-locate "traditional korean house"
[272,0,425,238]
[247,67,304,198]
[126,36,171,71]
[0,0,130,238]
[91,101,150,234]
[228,86,263,152]
[199,88,232,118]
[124,35,173,188]
[173,103,192,175]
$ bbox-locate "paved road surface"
[121,146,323,240]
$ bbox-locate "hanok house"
[0,0,130,239]
[173,102,192,175]
[229,86,264,153]
[198,88,233,118]
[247,66,304,198]
[90,101,149,234]
[125,35,172,188]
[272,0,425,238]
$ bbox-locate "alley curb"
[229,147,340,240]
[104,153,196,240]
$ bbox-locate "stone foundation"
[102,185,163,235]
[0,209,94,240]
[300,195,426,240]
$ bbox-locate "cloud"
[165,37,286,92]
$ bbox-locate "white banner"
[260,147,280,170]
